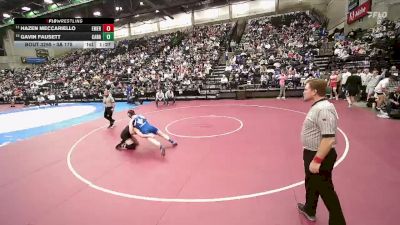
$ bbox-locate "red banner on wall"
[347,0,371,24]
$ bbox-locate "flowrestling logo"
[347,0,371,24]
[367,11,388,24]
[367,11,388,19]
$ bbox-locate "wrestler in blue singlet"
[132,115,159,134]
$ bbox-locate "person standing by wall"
[155,89,166,107]
[339,69,351,99]
[374,72,394,111]
[366,69,381,101]
[277,70,288,100]
[165,88,176,105]
[328,70,339,100]
[298,79,346,225]
[345,71,362,108]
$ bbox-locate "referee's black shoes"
[108,119,115,128]
[297,203,316,222]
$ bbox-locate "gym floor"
[0,99,399,225]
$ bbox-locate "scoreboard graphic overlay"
[14,18,114,49]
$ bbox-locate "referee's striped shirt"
[301,99,338,151]
[103,95,115,107]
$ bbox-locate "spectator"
[277,71,288,99]
[37,95,45,106]
[374,73,396,112]
[230,12,325,89]
[385,87,400,119]
[48,93,56,106]
[221,75,229,90]
[366,69,382,101]
[165,88,175,105]
[339,69,351,98]
[260,73,269,88]
[155,89,166,107]
[345,71,362,108]
[328,70,339,100]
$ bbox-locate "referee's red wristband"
[313,156,323,164]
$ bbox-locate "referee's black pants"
[303,149,346,225]
[104,107,114,124]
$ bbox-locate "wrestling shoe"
[160,146,166,157]
[115,143,126,150]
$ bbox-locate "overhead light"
[27,11,36,17]
[135,14,139,17]
[140,2,144,6]
[49,4,58,10]
[3,13,11,18]
[155,10,160,13]
[75,16,81,18]
[93,11,101,16]
[22,7,31,11]
[115,6,122,11]
[44,0,53,4]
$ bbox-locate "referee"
[298,79,346,225]
[103,89,115,128]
